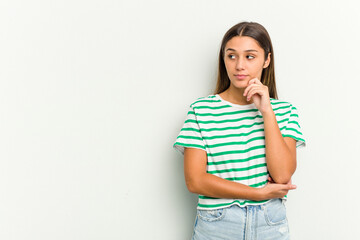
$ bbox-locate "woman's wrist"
[260,106,274,116]
[252,187,266,201]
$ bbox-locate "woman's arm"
[242,78,297,184]
[184,147,296,201]
[262,109,297,184]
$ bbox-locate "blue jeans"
[191,198,290,240]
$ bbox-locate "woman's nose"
[236,59,244,70]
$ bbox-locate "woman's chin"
[231,82,247,89]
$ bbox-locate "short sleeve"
[173,106,206,155]
[281,105,306,148]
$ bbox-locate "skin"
[220,35,270,106]
[184,36,297,201]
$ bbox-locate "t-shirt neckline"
[215,94,256,109]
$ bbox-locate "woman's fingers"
[284,183,297,190]
[267,176,294,187]
[267,176,274,183]
[243,78,260,97]
[246,87,262,101]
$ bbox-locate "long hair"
[214,21,278,99]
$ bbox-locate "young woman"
[173,21,306,240]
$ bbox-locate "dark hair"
[214,21,278,99]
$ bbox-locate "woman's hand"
[256,176,297,201]
[267,176,293,185]
[243,78,272,114]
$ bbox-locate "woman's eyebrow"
[225,48,258,52]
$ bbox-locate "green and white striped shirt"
[173,94,306,210]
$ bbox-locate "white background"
[0,0,359,239]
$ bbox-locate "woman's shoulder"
[270,98,294,108]
[189,94,218,108]
[270,98,302,116]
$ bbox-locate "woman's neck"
[219,87,253,105]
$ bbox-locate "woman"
[173,21,306,240]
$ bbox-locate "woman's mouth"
[234,74,248,80]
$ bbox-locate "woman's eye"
[228,54,236,59]
[247,55,255,59]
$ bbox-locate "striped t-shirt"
[173,94,306,210]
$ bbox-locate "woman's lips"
[235,74,248,80]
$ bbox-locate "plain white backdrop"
[0,0,359,239]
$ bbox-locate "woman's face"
[223,36,271,89]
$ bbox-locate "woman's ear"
[263,52,271,68]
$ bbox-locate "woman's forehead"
[225,36,263,52]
